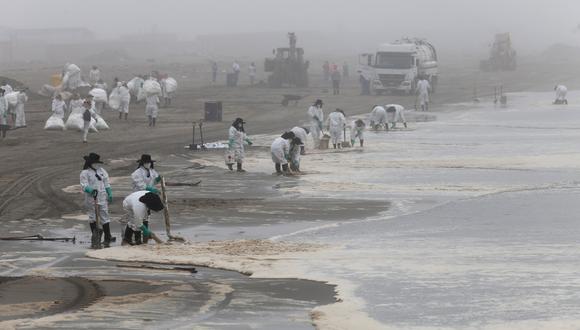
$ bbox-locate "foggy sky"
[2,0,580,54]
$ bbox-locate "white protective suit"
[145,95,159,118]
[308,105,324,148]
[122,191,150,231]
[228,126,248,163]
[327,111,346,145]
[82,107,98,142]
[89,69,100,86]
[271,137,290,165]
[0,96,8,126]
[416,79,431,109]
[80,167,111,224]
[131,167,160,192]
[555,85,568,103]
[14,92,28,128]
[385,104,407,126]
[1,84,13,94]
[370,106,387,127]
[291,127,308,146]
[119,85,131,114]
[52,99,66,119]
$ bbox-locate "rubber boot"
[237,162,245,173]
[148,116,152,127]
[300,146,305,155]
[282,164,290,175]
[119,112,122,120]
[275,163,282,174]
[333,144,337,149]
[152,118,156,127]
[360,140,364,147]
[227,164,234,171]
[89,222,97,249]
[124,113,128,120]
[134,231,143,245]
[102,223,112,248]
[142,221,150,243]
[391,123,396,129]
[404,122,407,128]
[122,225,134,246]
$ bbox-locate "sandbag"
[127,77,143,93]
[39,84,57,97]
[89,88,108,103]
[5,92,19,106]
[94,114,109,130]
[143,80,161,96]
[165,77,177,93]
[137,88,146,102]
[67,64,81,74]
[44,115,65,131]
[108,88,121,110]
[65,113,97,132]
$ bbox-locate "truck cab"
[359,39,438,95]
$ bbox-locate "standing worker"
[0,88,8,139]
[121,191,165,246]
[232,61,241,86]
[271,131,295,175]
[52,94,66,119]
[327,108,346,149]
[416,76,431,111]
[350,119,365,147]
[1,82,12,94]
[146,92,160,127]
[331,68,341,95]
[249,62,257,86]
[290,126,309,155]
[118,82,131,120]
[385,104,407,129]
[342,62,349,79]
[359,71,371,95]
[80,153,113,248]
[82,99,98,143]
[308,99,324,148]
[132,154,161,194]
[89,66,100,86]
[554,84,568,104]
[369,105,388,130]
[14,89,28,129]
[227,117,253,172]
[322,61,330,81]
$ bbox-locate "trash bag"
[44,115,65,130]
[127,77,144,96]
[108,88,121,110]
[65,113,97,132]
[5,92,19,106]
[165,77,177,93]
[137,87,146,102]
[94,114,109,130]
[89,88,108,103]
[143,79,161,96]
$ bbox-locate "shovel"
[160,177,186,242]
[341,126,351,148]
[91,194,103,249]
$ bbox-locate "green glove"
[245,138,253,146]
[105,187,113,203]
[146,185,160,194]
[351,139,355,145]
[155,176,162,184]
[83,186,94,194]
[140,224,152,238]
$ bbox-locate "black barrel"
[204,101,222,122]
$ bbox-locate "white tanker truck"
[359,38,438,95]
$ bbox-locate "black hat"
[233,117,246,125]
[314,99,323,106]
[83,153,103,165]
[139,192,165,212]
[292,137,303,145]
[137,154,156,165]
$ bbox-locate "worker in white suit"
[385,104,407,129]
[554,85,568,104]
[307,99,324,148]
[416,76,431,111]
[327,109,346,149]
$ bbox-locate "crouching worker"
[351,119,365,147]
[289,137,303,173]
[122,191,165,246]
[386,104,407,129]
[271,131,295,175]
[80,153,113,248]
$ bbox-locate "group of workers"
[224,97,408,176]
[80,152,165,248]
